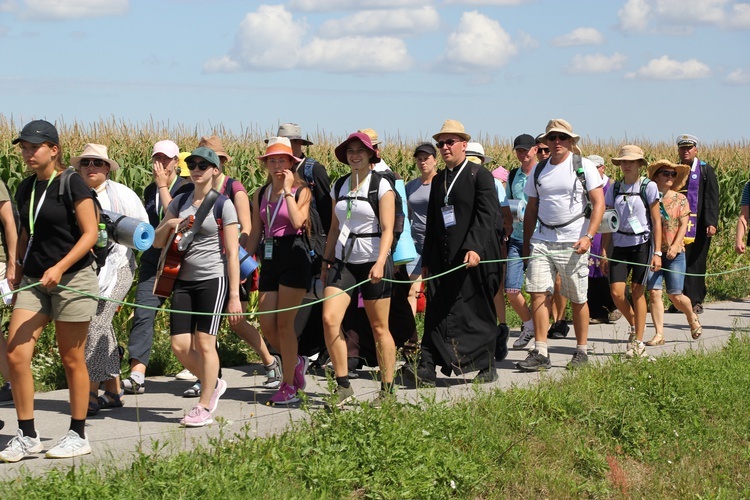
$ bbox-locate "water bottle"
[96,223,108,248]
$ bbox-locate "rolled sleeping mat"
[101,209,155,251]
[393,179,418,265]
[598,209,620,234]
[238,246,259,281]
[507,199,527,222]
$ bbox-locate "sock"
[523,319,533,331]
[70,418,86,439]
[577,344,587,353]
[18,419,36,439]
[536,342,548,357]
[336,376,350,389]
[129,371,145,385]
[264,359,277,371]
[380,382,395,394]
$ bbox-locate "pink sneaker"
[293,355,309,391]
[180,404,213,427]
[208,378,227,413]
[267,382,299,406]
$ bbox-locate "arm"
[284,178,311,229]
[11,228,28,291]
[232,189,252,250]
[223,221,242,325]
[522,196,539,258]
[0,201,18,283]
[321,197,340,285]
[574,185,604,254]
[704,164,719,236]
[599,232,611,275]
[736,205,749,254]
[369,190,395,282]
[246,189,264,256]
[153,208,181,249]
[649,200,662,271]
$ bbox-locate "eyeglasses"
[546,134,570,142]
[435,139,461,148]
[79,159,108,168]
[537,147,550,153]
[187,161,214,171]
[658,170,678,178]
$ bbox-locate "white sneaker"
[513,326,535,349]
[0,429,43,463]
[175,368,197,381]
[625,342,646,359]
[45,430,92,459]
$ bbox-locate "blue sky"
[1,0,749,146]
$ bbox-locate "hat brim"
[257,151,303,163]
[70,155,120,171]
[334,135,378,165]
[12,133,54,145]
[647,160,689,190]
[185,153,220,169]
[431,132,471,142]
[540,128,581,143]
[264,136,313,146]
[611,157,647,166]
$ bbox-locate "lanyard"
[265,187,284,231]
[443,159,468,205]
[346,172,365,220]
[29,170,58,237]
[156,175,178,219]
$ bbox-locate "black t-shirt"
[16,171,94,278]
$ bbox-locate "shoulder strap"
[367,171,382,224]
[214,195,227,254]
[507,168,519,199]
[257,183,271,203]
[224,176,235,200]
[302,158,316,185]
[333,174,351,202]
[639,177,650,207]
[533,158,549,191]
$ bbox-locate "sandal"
[87,391,101,417]
[690,316,703,340]
[98,390,125,409]
[183,381,201,398]
[645,332,665,346]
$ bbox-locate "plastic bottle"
[96,223,108,248]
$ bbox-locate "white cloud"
[626,55,711,80]
[516,31,539,49]
[289,0,430,12]
[725,3,750,28]
[618,0,652,32]
[442,11,517,72]
[654,0,728,25]
[21,0,128,19]
[726,68,750,84]
[302,36,411,72]
[318,6,439,38]
[566,53,627,74]
[444,0,531,5]
[0,0,17,13]
[552,27,605,47]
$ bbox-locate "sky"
[1,0,749,146]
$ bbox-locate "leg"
[231,302,275,366]
[407,276,422,317]
[321,287,352,378]
[127,269,163,375]
[551,274,568,322]
[493,288,506,324]
[55,321,91,421]
[530,292,550,342]
[648,289,665,343]
[631,283,647,342]
[363,298,395,384]
[570,301,590,345]
[507,292,532,322]
[6,309,49,419]
[193,331,220,410]
[273,286,307,387]
[609,282,635,328]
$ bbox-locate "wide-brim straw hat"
[648,159,690,191]
[611,144,647,166]
[539,118,580,143]
[334,132,378,165]
[198,135,232,162]
[432,119,471,142]
[70,143,120,171]
[257,136,303,163]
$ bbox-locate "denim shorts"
[504,237,525,293]
[647,251,686,294]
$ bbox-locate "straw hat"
[538,119,580,143]
[70,143,120,171]
[611,145,647,166]
[647,159,690,191]
[357,128,381,146]
[198,135,231,162]
[257,136,303,163]
[432,119,471,142]
[334,132,379,165]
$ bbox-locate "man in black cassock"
[403,119,503,386]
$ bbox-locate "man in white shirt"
[519,119,605,371]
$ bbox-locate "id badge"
[441,205,456,228]
[264,238,274,260]
[338,224,351,247]
[627,216,645,235]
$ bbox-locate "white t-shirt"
[605,178,660,247]
[331,172,393,264]
[524,154,604,242]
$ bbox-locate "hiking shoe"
[180,404,213,427]
[184,381,201,398]
[46,430,91,459]
[267,382,299,406]
[402,364,436,388]
[371,389,396,408]
[294,355,309,391]
[263,355,282,388]
[121,376,145,395]
[333,384,355,407]
[175,368,196,381]
[566,349,589,369]
[495,324,510,361]
[548,320,569,339]
[516,349,552,372]
[0,382,12,406]
[474,367,498,383]
[208,378,227,413]
[0,430,43,463]
[607,309,623,323]
[692,303,704,315]
[625,342,646,359]
[513,326,535,349]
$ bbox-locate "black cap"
[413,142,437,157]
[513,134,535,150]
[12,119,59,145]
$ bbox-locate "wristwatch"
[584,233,594,240]
[654,251,663,257]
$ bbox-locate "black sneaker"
[566,349,589,370]
[516,349,552,372]
[495,324,510,361]
[548,320,570,339]
[474,367,498,383]
[0,382,13,406]
[401,364,436,387]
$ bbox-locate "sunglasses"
[435,139,461,148]
[537,147,550,153]
[546,134,570,142]
[79,159,108,168]
[187,161,214,171]
[658,170,678,178]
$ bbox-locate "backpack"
[612,176,653,235]
[507,167,519,200]
[532,154,591,230]
[0,178,20,255]
[333,169,404,255]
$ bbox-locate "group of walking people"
[0,117,722,462]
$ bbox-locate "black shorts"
[258,235,312,291]
[326,257,393,300]
[171,277,227,336]
[609,242,651,286]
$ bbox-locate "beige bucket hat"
[432,119,471,142]
[70,143,120,171]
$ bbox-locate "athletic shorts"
[525,239,588,304]
[258,235,312,292]
[171,276,227,336]
[326,257,393,301]
[609,242,650,286]
[15,266,98,322]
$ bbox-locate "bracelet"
[284,192,294,198]
[158,185,168,189]
[322,258,335,265]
